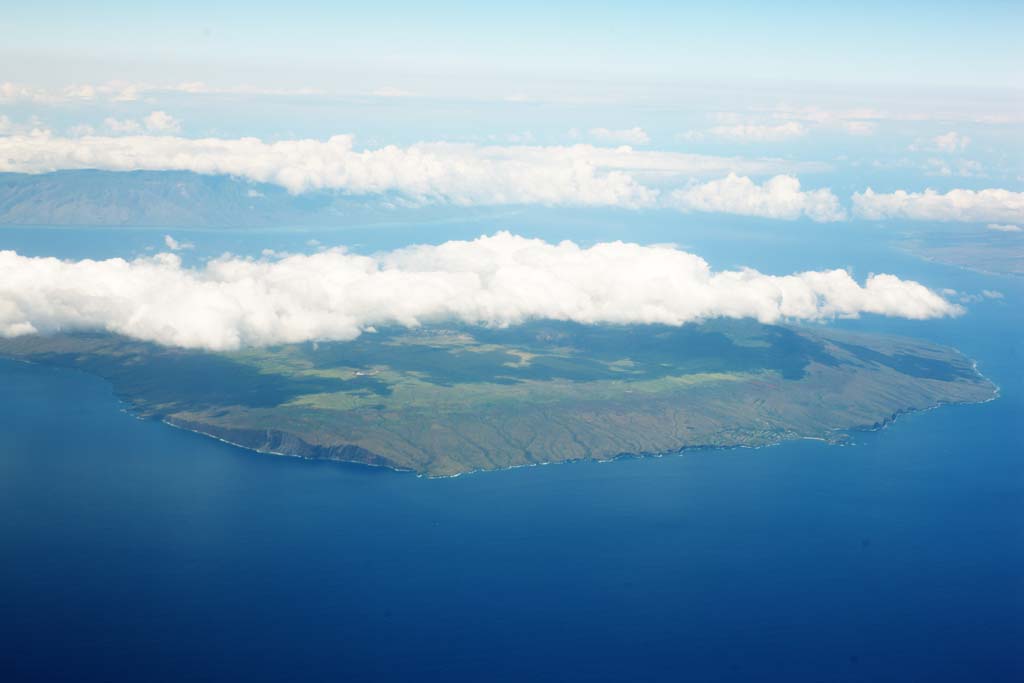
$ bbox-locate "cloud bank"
[0,80,325,104]
[680,108,880,142]
[0,131,832,211]
[853,187,1024,223]
[0,232,961,351]
[670,174,846,222]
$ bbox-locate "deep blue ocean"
[1,214,1022,682]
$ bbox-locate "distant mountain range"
[0,170,390,228]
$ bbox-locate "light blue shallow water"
[1,217,1021,681]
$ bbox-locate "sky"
[0,1,1021,348]
[5,2,1023,91]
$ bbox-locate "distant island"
[898,227,1024,277]
[0,320,997,476]
[0,170,444,228]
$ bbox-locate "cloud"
[764,104,1022,127]
[924,158,984,178]
[838,120,877,136]
[767,106,885,125]
[0,83,31,99]
[872,157,985,178]
[987,223,1021,232]
[852,187,1024,223]
[0,81,59,104]
[163,235,194,251]
[681,106,883,143]
[688,108,880,141]
[0,80,324,104]
[706,122,807,142]
[0,233,960,351]
[66,124,96,137]
[0,132,826,208]
[62,84,97,99]
[909,130,971,153]
[103,111,181,135]
[144,111,181,133]
[669,174,846,222]
[0,115,47,137]
[933,131,970,152]
[104,117,142,134]
[588,127,650,145]
[0,80,143,104]
[158,82,325,97]
[676,130,706,142]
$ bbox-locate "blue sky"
[6,1,1022,91]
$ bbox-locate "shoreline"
[158,386,998,480]
[0,350,1001,480]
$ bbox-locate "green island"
[0,320,997,477]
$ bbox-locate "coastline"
[157,383,999,480]
[0,345,1001,480]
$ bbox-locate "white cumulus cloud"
[909,131,972,153]
[987,223,1021,232]
[0,232,961,351]
[0,81,60,104]
[0,132,826,208]
[669,174,846,222]
[853,187,1024,223]
[104,117,142,134]
[145,111,182,133]
[932,131,970,152]
[163,235,194,251]
[104,111,181,135]
[924,158,984,178]
[767,106,884,131]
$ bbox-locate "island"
[0,320,997,477]
[898,227,1024,277]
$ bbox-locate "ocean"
[1,215,1021,681]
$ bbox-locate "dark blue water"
[1,219,1022,681]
